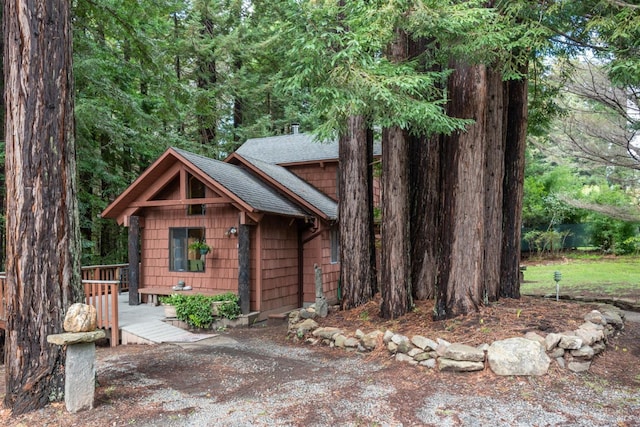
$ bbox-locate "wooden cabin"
[102,133,345,319]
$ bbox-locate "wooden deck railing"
[0,264,129,346]
[81,263,130,293]
[84,280,119,347]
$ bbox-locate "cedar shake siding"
[141,204,240,293]
[257,216,300,314]
[286,163,338,200]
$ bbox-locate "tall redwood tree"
[4,0,83,413]
[339,115,377,309]
[434,61,488,319]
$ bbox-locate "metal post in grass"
[554,271,562,301]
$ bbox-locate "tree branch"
[605,0,640,10]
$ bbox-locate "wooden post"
[238,224,250,315]
[128,216,140,306]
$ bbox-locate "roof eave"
[231,154,332,221]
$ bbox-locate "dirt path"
[2,319,639,426]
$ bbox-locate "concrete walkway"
[117,293,215,345]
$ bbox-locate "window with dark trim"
[170,227,206,272]
[187,174,206,215]
[330,226,340,264]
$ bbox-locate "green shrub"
[159,294,187,306]
[160,292,241,327]
[174,294,215,329]
[523,229,571,255]
[589,217,637,254]
[616,236,640,256]
[212,292,241,320]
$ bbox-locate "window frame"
[169,227,206,272]
[330,226,340,264]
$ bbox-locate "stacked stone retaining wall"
[288,303,626,376]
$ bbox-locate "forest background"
[0,0,636,270]
[0,0,637,312]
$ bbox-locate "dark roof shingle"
[173,148,308,218]
[240,155,338,220]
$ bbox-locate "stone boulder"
[312,327,343,340]
[487,337,550,376]
[438,358,484,372]
[295,318,318,336]
[584,310,606,325]
[443,343,485,362]
[601,310,624,329]
[411,335,437,351]
[558,334,582,350]
[361,330,384,350]
[64,303,97,333]
[391,334,412,354]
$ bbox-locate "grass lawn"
[521,256,640,302]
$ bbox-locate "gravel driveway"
[94,323,639,427]
[2,316,639,426]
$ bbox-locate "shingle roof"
[173,148,308,218]
[240,155,338,220]
[236,133,338,164]
[236,132,381,165]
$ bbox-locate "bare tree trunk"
[409,134,439,300]
[197,15,217,145]
[408,37,437,301]
[500,70,528,299]
[435,61,488,319]
[339,115,376,309]
[4,0,83,414]
[379,28,412,319]
[381,125,411,319]
[483,69,506,302]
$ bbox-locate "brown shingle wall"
[141,204,240,294]
[285,163,338,200]
[258,216,299,312]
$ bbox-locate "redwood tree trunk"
[409,134,439,301]
[483,69,506,302]
[339,115,376,309]
[380,28,411,319]
[4,0,83,414]
[381,125,411,319]
[500,70,528,299]
[435,61,488,319]
[408,37,437,301]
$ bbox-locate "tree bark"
[435,61,488,319]
[381,125,411,318]
[408,38,437,301]
[409,134,439,301]
[4,0,83,413]
[379,27,412,319]
[483,69,506,302]
[500,71,528,299]
[339,115,376,309]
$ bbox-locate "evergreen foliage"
[4,0,637,313]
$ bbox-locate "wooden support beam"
[238,224,251,315]
[130,197,231,208]
[128,216,140,306]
